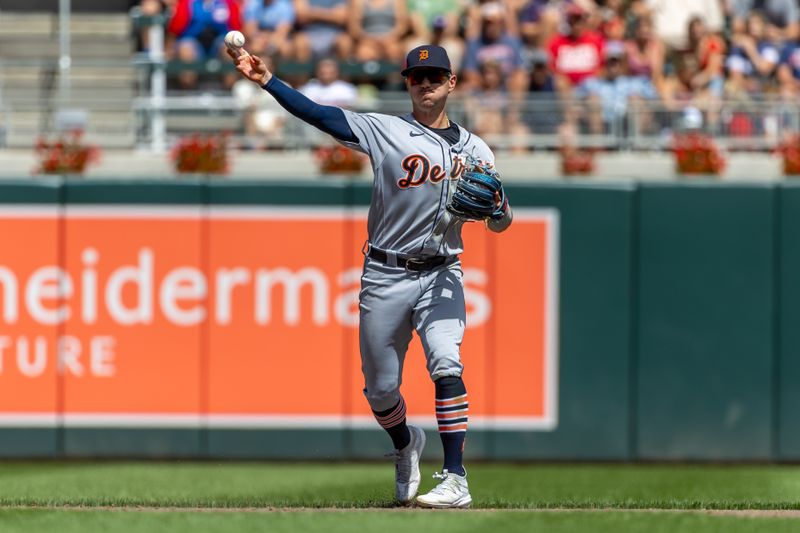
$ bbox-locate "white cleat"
[416,469,472,509]
[389,425,426,504]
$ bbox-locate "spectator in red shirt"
[548,4,605,95]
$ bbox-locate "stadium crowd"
[133,0,800,143]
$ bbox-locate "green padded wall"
[636,184,775,460]
[0,179,795,460]
[779,183,800,459]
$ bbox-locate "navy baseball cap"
[401,45,451,76]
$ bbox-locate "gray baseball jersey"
[332,110,506,412]
[339,110,496,257]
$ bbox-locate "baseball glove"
[447,162,507,221]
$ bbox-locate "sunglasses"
[406,68,452,85]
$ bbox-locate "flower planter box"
[34,130,100,175]
[172,134,229,175]
[673,132,726,176]
[314,145,366,175]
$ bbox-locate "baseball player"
[230,44,512,508]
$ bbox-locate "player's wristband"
[489,195,509,221]
[487,203,513,232]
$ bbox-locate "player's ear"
[448,73,457,93]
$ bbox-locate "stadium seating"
[0,11,136,148]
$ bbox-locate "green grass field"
[2,462,800,532]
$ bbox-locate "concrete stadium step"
[0,91,134,111]
[0,38,132,59]
[0,12,136,149]
[45,84,135,102]
[0,0,131,12]
[2,87,57,101]
[6,111,137,145]
[5,109,44,120]
[85,110,135,125]
[0,13,54,36]
[0,13,130,37]
[1,83,135,100]
[70,66,136,82]
[2,78,134,90]
[66,14,130,37]
[5,108,133,127]
[6,131,135,149]
[0,65,136,82]
[6,126,136,141]
[0,67,43,83]
[165,115,241,131]
[83,133,136,148]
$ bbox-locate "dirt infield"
[3,505,800,517]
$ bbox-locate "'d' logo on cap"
[419,49,429,61]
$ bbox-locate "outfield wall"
[0,179,792,461]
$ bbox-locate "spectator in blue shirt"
[524,49,562,135]
[461,2,527,95]
[244,0,296,58]
[732,0,799,43]
[575,42,658,134]
[777,39,800,97]
[528,48,555,93]
[726,10,781,97]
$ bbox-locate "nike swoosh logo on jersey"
[409,131,425,137]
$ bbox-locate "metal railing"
[126,93,800,152]
[3,52,800,152]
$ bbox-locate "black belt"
[367,248,451,272]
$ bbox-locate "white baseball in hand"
[224,30,246,52]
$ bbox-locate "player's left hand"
[447,167,506,222]
[492,190,509,220]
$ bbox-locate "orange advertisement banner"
[0,206,558,430]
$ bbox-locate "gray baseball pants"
[359,255,466,412]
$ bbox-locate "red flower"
[672,132,725,175]
[559,146,596,176]
[171,133,230,174]
[776,133,800,176]
[313,144,365,175]
[33,130,100,175]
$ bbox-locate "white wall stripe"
[0,414,556,430]
[0,205,60,218]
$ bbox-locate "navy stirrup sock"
[435,376,468,476]
[373,397,411,450]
